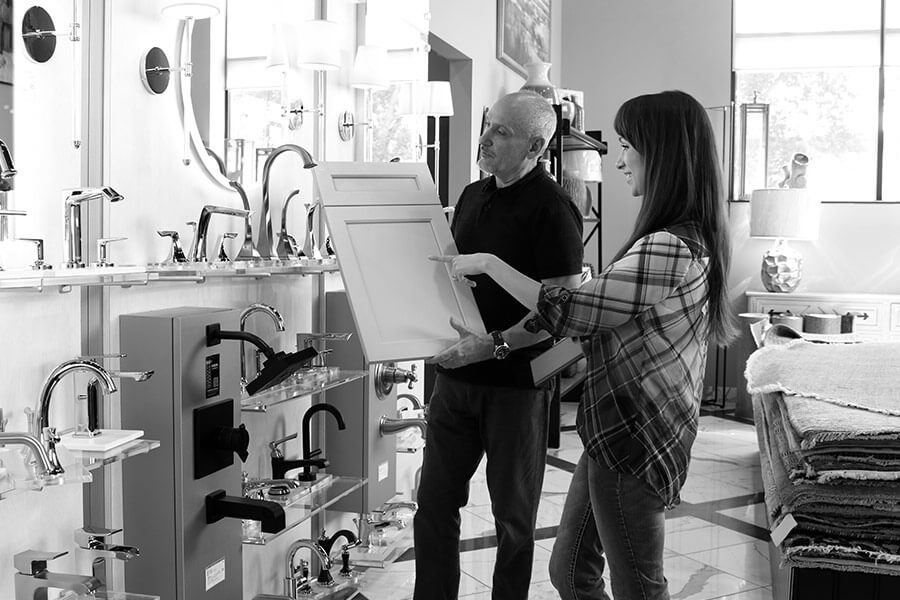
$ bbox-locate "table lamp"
[749,188,820,293]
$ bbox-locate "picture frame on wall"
[0,0,12,85]
[496,0,551,77]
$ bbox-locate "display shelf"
[149,258,339,283]
[242,476,367,545]
[0,462,92,500]
[58,591,161,600]
[348,524,415,568]
[63,438,161,472]
[241,368,368,412]
[0,265,157,292]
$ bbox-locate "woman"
[431,90,737,599]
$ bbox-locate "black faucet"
[205,490,286,533]
[270,433,330,480]
[298,403,346,482]
[318,529,361,579]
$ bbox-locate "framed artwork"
[496,0,551,77]
[0,0,12,85]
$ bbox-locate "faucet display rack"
[65,438,161,472]
[241,368,368,412]
[0,260,339,292]
[242,475,367,545]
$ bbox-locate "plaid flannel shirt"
[528,229,710,507]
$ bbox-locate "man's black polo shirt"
[438,165,584,388]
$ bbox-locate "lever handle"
[0,209,26,216]
[157,230,179,240]
[18,238,51,270]
[14,550,68,575]
[75,526,122,546]
[269,432,298,452]
[97,236,127,267]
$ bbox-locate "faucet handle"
[75,526,121,547]
[14,550,68,575]
[269,432,298,456]
[297,332,353,349]
[96,236,127,267]
[17,238,52,270]
[0,208,26,216]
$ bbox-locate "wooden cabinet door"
[315,162,485,363]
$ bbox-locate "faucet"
[318,529,361,579]
[379,415,427,439]
[276,189,301,259]
[205,489,286,533]
[63,187,124,268]
[74,526,140,592]
[269,433,329,481]
[259,144,317,259]
[157,230,189,263]
[0,431,57,481]
[187,204,251,262]
[242,471,301,500]
[14,550,102,600]
[240,303,286,392]
[302,202,321,260]
[0,138,17,242]
[354,501,418,549]
[284,539,331,599]
[207,144,262,261]
[35,359,118,475]
[298,403,346,482]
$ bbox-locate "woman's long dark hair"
[612,90,737,346]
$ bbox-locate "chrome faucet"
[284,539,331,599]
[63,187,124,268]
[0,137,19,242]
[207,144,263,261]
[397,393,423,411]
[276,189,301,259]
[0,137,15,179]
[259,144,317,259]
[0,431,57,481]
[187,204,251,262]
[240,303,286,392]
[35,359,117,475]
[354,500,418,549]
[75,526,140,592]
[14,550,102,600]
[379,415,427,439]
[302,202,322,260]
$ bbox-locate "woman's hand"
[429,253,494,286]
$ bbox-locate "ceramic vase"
[520,62,560,104]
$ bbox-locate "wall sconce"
[22,2,83,148]
[400,81,453,190]
[338,45,389,161]
[142,1,221,166]
[265,24,306,132]
[296,18,340,160]
[750,188,820,293]
[738,92,769,200]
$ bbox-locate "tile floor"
[358,401,773,599]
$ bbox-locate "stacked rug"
[746,327,900,575]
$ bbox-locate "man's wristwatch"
[490,330,511,360]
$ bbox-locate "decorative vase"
[520,62,560,104]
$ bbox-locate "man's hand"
[429,253,494,287]
[426,316,494,369]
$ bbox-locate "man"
[414,91,584,600]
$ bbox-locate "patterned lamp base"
[760,240,803,293]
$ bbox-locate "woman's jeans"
[413,373,551,600]
[549,452,669,600]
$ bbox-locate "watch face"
[494,344,511,360]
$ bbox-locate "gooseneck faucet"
[206,146,261,260]
[187,204,251,262]
[276,189,302,258]
[240,303,286,391]
[299,403,346,481]
[64,187,124,268]
[284,539,332,599]
[259,144,317,259]
[35,359,117,475]
[14,550,102,600]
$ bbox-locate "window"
[733,0,896,201]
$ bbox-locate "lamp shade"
[396,81,454,116]
[160,1,220,19]
[350,45,389,90]
[749,188,819,240]
[296,19,340,71]
[265,24,289,73]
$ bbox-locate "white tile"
[683,540,771,587]
[702,465,763,492]
[718,503,770,529]
[547,447,582,465]
[716,587,774,600]
[665,524,757,555]
[679,473,759,504]
[460,507,496,539]
[458,543,553,587]
[458,571,492,596]
[542,465,573,494]
[664,554,759,600]
[666,515,716,535]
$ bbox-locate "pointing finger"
[428,255,455,263]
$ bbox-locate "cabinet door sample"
[324,204,484,362]
[315,162,485,363]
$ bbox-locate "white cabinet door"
[315,162,485,363]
